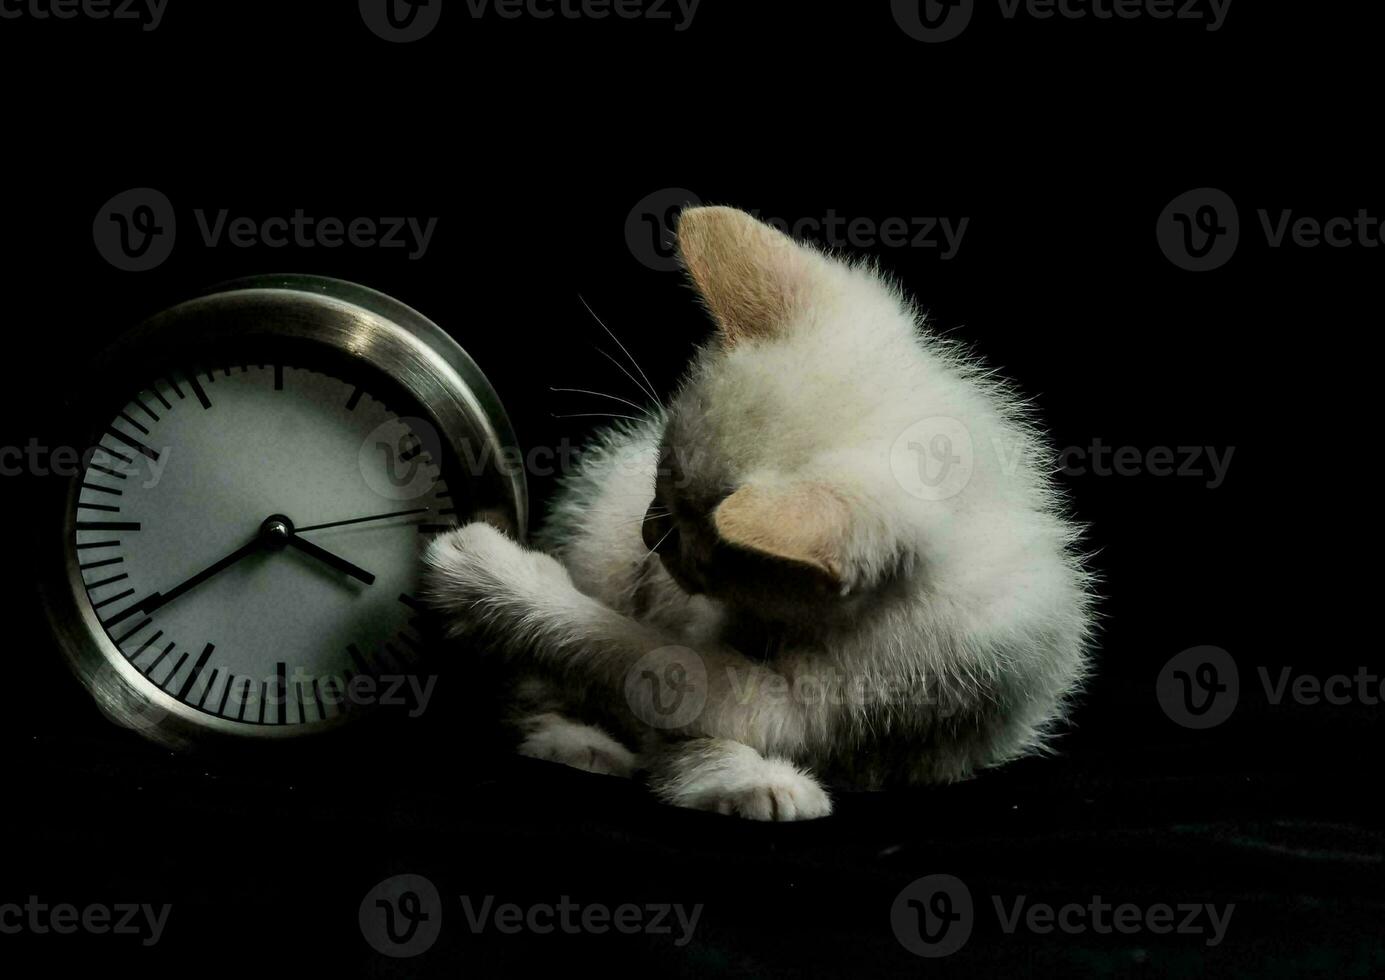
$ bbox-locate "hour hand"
[285,535,376,586]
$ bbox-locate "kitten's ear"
[676,206,816,346]
[712,481,850,584]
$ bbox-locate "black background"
[2,1,1380,975]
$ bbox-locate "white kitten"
[424,206,1095,821]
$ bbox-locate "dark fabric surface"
[8,676,1381,975]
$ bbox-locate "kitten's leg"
[515,711,640,778]
[424,523,819,762]
[502,674,640,777]
[648,738,832,822]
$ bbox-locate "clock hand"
[294,508,432,533]
[138,537,263,616]
[285,535,377,585]
[116,516,373,624]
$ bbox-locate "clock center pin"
[260,515,295,551]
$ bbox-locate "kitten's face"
[641,431,725,598]
[639,206,918,622]
[641,424,847,618]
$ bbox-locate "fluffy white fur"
[424,206,1095,821]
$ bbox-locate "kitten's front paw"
[422,522,571,628]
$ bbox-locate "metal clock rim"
[40,275,526,751]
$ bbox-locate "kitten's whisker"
[616,509,669,528]
[643,525,675,561]
[549,387,653,418]
[579,294,661,406]
[594,347,661,411]
[553,412,648,423]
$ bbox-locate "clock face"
[72,361,459,732]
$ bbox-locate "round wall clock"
[38,275,525,750]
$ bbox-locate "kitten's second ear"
[712,481,850,585]
[676,206,816,346]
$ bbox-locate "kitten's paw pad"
[517,714,638,778]
[712,776,833,822]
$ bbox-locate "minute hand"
[138,538,263,615]
[294,508,431,533]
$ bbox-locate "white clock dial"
[73,363,457,730]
